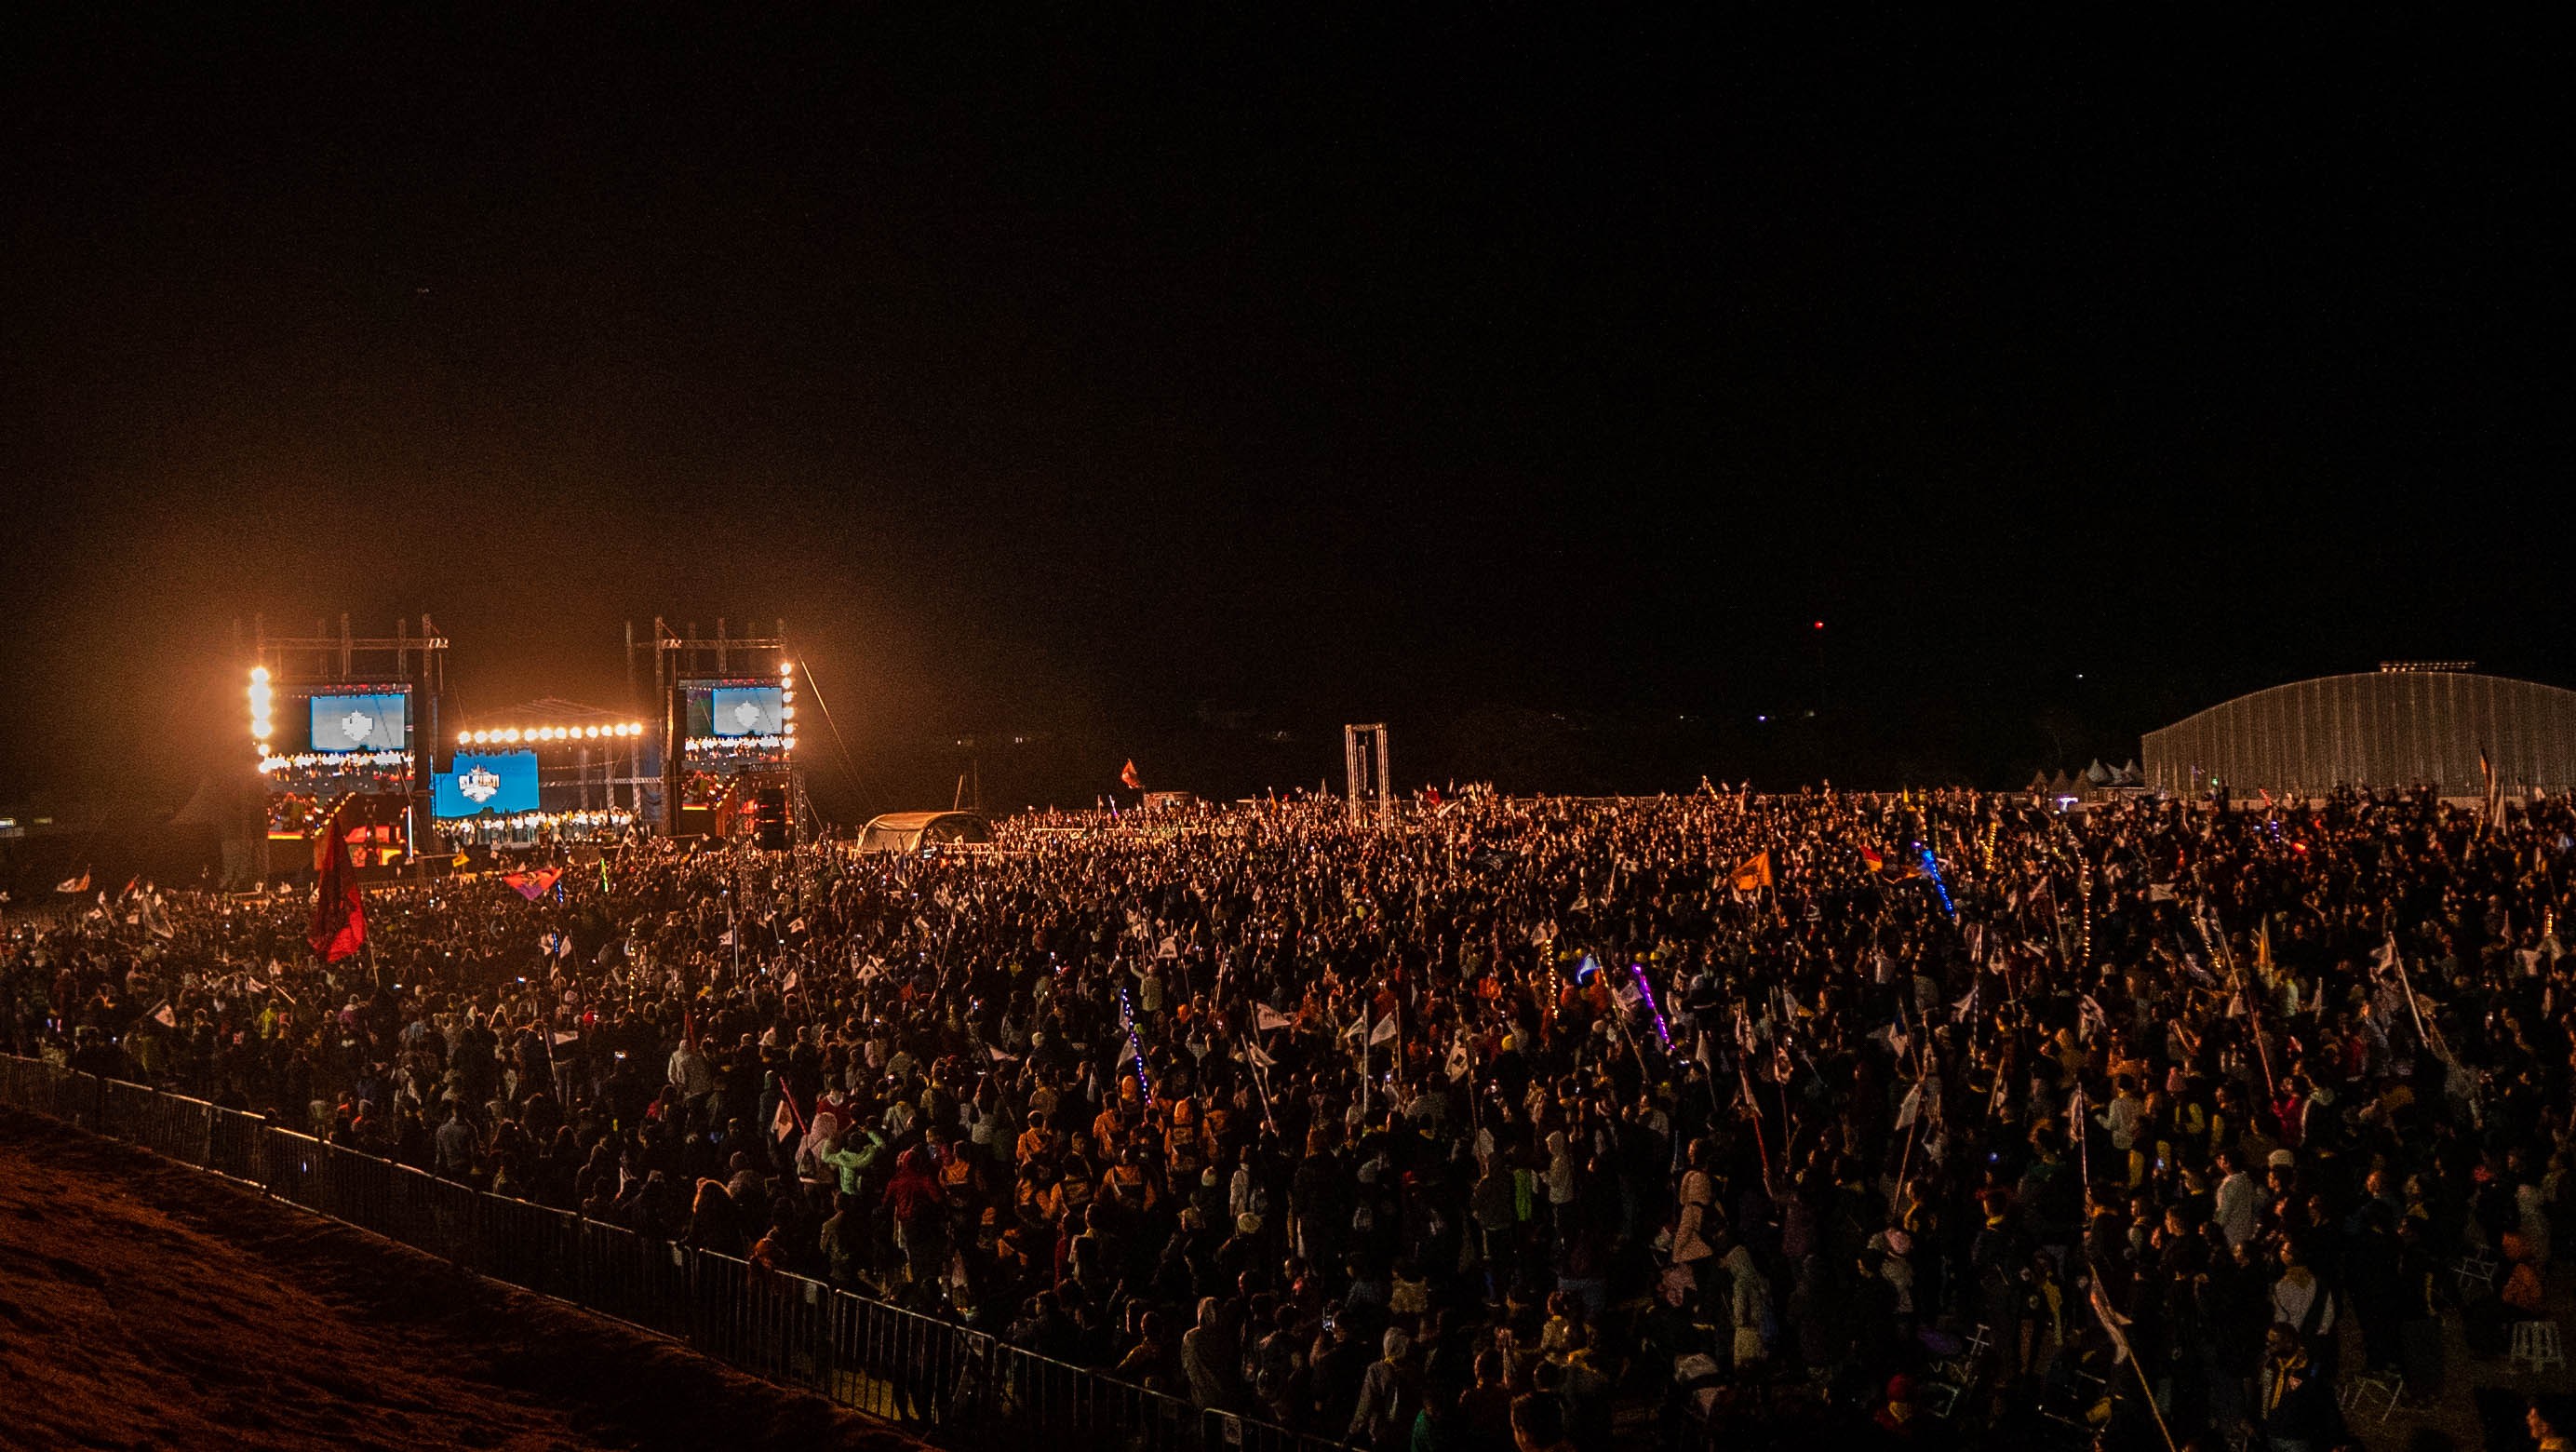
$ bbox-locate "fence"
[0,1055,1342,1452]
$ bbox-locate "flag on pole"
[1730,852,1774,893]
[149,1002,178,1028]
[771,1096,798,1138]
[1120,760,1145,791]
[1445,1037,1472,1082]
[503,867,563,902]
[1254,1002,1295,1032]
[54,868,89,894]
[988,1042,1020,1063]
[308,806,366,962]
[2086,1267,2135,1364]
[1368,1013,1399,1046]
[1245,1037,1276,1070]
[1895,1081,1923,1130]
[2077,994,2108,1042]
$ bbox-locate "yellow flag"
[1731,851,1774,893]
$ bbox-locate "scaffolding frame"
[627,617,806,841]
[1344,723,1392,828]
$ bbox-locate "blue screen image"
[434,751,540,816]
[310,692,409,751]
[709,685,785,736]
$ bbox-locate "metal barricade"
[262,1127,325,1208]
[207,1108,267,1183]
[116,1085,215,1167]
[0,1055,1335,1452]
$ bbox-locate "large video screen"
[708,685,785,737]
[310,692,409,752]
[434,750,539,817]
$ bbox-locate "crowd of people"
[7,784,2576,1451]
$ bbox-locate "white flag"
[2086,1269,2134,1364]
[1895,1081,1923,1130]
[1368,1013,1399,1046]
[2077,994,2108,1042]
[1244,1038,1276,1070]
[1445,1038,1471,1082]
[1255,1002,1295,1032]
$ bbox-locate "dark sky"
[1,15,2567,814]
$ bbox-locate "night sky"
[1,16,2565,817]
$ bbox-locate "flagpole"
[2088,1258,2180,1452]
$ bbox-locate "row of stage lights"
[249,659,797,749]
[461,723,646,746]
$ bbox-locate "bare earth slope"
[0,1108,922,1452]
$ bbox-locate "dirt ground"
[0,1107,924,1452]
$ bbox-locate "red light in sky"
[1812,620,1825,630]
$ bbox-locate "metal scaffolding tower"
[1344,723,1392,828]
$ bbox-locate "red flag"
[308,806,366,962]
[1120,760,1144,790]
[503,867,563,901]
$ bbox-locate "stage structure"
[630,618,811,846]
[436,699,655,854]
[244,614,446,878]
[1344,722,1392,828]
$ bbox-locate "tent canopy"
[856,811,993,854]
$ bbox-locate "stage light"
[584,725,599,738]
[250,666,270,682]
[458,730,471,746]
[782,690,795,704]
[503,728,521,743]
[782,705,796,719]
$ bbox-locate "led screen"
[310,692,409,752]
[708,685,785,737]
[434,751,539,817]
